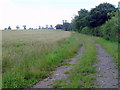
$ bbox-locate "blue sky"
[0,0,119,29]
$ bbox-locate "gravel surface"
[95,43,118,88]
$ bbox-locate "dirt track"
[32,41,118,88]
[95,43,118,88]
[32,41,85,88]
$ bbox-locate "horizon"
[0,0,119,30]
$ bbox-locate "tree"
[78,9,89,18]
[45,25,48,29]
[42,27,45,29]
[71,16,80,31]
[8,26,11,30]
[16,25,20,30]
[49,25,54,29]
[99,12,118,41]
[29,28,32,30]
[23,25,26,30]
[4,28,7,30]
[88,3,117,27]
[71,9,89,32]
[38,26,41,29]
[63,22,72,31]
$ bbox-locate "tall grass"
[2,30,81,88]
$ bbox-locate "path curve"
[32,41,85,88]
[95,43,118,88]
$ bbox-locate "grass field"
[2,30,119,88]
[2,30,81,88]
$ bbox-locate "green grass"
[2,30,81,88]
[51,34,97,88]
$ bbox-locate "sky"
[0,0,119,30]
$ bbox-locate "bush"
[81,12,119,42]
[99,14,118,42]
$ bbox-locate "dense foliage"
[88,3,117,27]
[71,3,119,42]
[71,9,89,32]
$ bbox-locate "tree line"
[4,25,54,30]
[4,21,72,31]
[71,3,119,42]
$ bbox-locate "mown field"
[2,30,81,88]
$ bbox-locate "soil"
[32,41,85,88]
[95,43,118,88]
